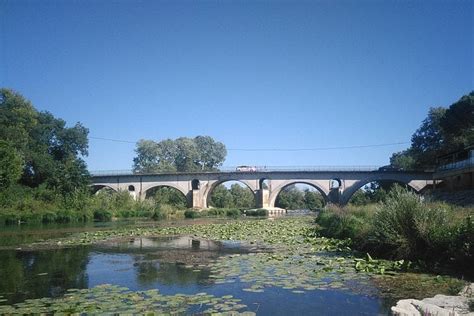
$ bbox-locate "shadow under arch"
[341,178,419,205]
[204,179,257,209]
[269,181,329,208]
[90,184,118,195]
[144,185,188,200]
[259,178,269,190]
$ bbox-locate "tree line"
[390,92,473,170]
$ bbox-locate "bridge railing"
[436,157,474,172]
[90,165,387,176]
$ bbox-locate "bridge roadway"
[91,169,434,208]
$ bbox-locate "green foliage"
[370,187,450,260]
[133,136,226,173]
[0,89,91,221]
[390,92,474,170]
[148,186,187,209]
[184,210,200,218]
[389,149,416,170]
[0,141,23,189]
[315,204,375,242]
[225,208,240,217]
[244,209,269,216]
[276,185,324,210]
[0,89,90,190]
[440,91,474,147]
[349,181,390,206]
[209,183,255,208]
[317,186,473,272]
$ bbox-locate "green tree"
[276,186,305,209]
[133,136,226,173]
[229,183,255,208]
[209,184,233,208]
[410,107,447,169]
[150,186,187,209]
[0,141,23,189]
[304,189,324,210]
[194,136,227,171]
[440,91,474,148]
[0,89,90,192]
[389,92,473,170]
[389,149,416,170]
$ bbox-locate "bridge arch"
[143,184,188,200]
[341,177,421,205]
[90,184,118,195]
[259,178,270,190]
[269,180,329,208]
[143,184,189,208]
[204,179,257,209]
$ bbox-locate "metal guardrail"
[436,157,474,172]
[90,165,392,176]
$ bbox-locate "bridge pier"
[191,189,204,209]
[256,189,270,208]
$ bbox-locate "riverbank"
[315,187,474,278]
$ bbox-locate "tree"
[133,139,176,173]
[194,136,227,171]
[210,184,234,208]
[304,189,324,210]
[229,183,255,208]
[0,88,90,192]
[410,107,446,169]
[0,141,23,189]
[133,136,226,173]
[150,186,187,209]
[389,92,473,170]
[440,91,474,148]
[276,186,305,210]
[389,149,416,170]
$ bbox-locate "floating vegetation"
[0,284,255,315]
[3,216,466,314]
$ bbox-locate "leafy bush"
[184,210,201,219]
[93,209,113,221]
[370,187,453,260]
[315,204,374,242]
[225,208,241,217]
[245,209,269,217]
[315,186,473,273]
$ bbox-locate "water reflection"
[0,235,390,315]
[0,236,261,304]
[0,247,89,304]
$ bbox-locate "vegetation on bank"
[315,186,474,275]
[184,208,268,219]
[0,186,185,225]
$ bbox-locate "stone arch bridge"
[91,169,434,208]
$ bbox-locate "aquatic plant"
[0,284,255,315]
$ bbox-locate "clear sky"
[1,0,472,171]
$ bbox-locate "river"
[0,217,464,315]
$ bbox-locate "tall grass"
[315,186,473,272]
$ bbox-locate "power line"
[90,136,410,152]
[90,136,136,144]
[227,142,410,152]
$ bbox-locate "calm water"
[0,230,391,315]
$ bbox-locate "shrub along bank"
[315,186,474,275]
[184,208,269,219]
[0,186,184,225]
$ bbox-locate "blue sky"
[1,0,472,171]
